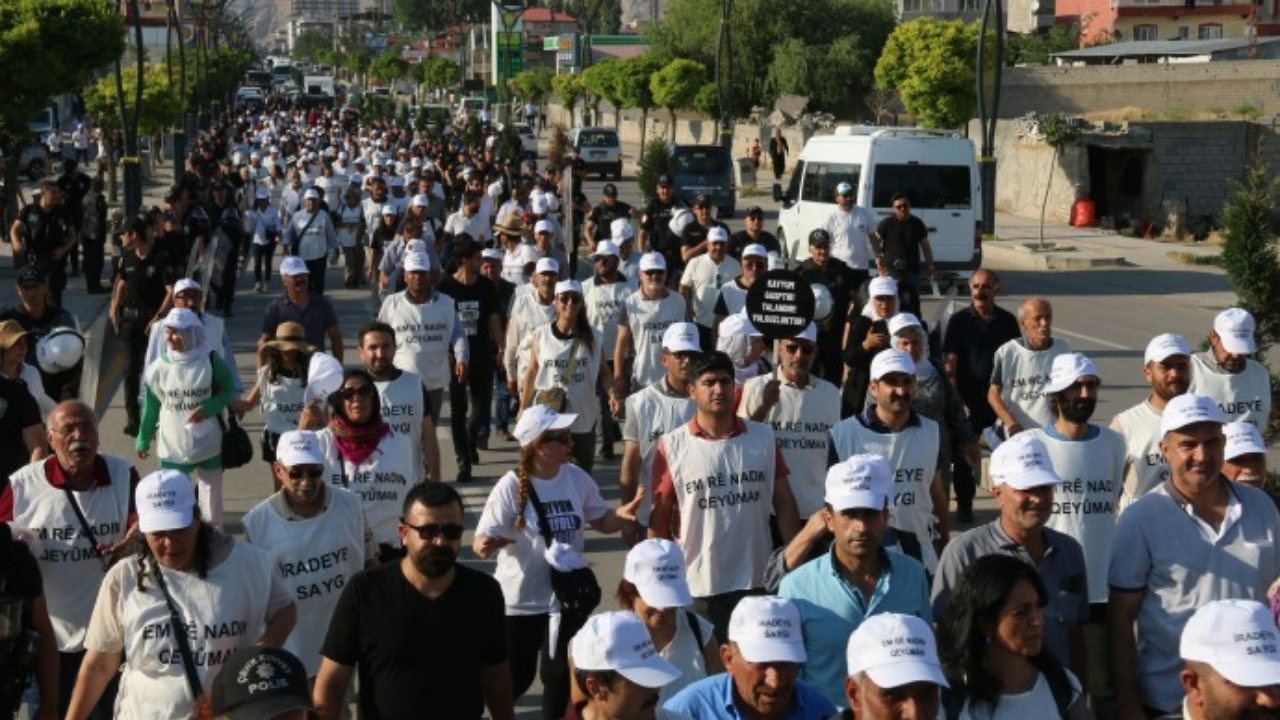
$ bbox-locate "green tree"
[419,55,461,94]
[1035,113,1081,248]
[650,58,705,142]
[369,51,410,86]
[85,63,183,137]
[552,73,584,126]
[636,132,673,205]
[292,29,333,63]
[0,0,125,214]
[875,18,978,129]
[583,60,625,127]
[509,67,554,106]
[613,54,662,148]
[1006,21,1087,66]
[201,48,252,106]
[692,83,719,119]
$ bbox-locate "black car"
[669,144,736,219]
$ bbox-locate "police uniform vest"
[379,291,458,391]
[661,421,777,597]
[242,487,365,676]
[829,414,941,572]
[316,429,416,546]
[623,291,688,389]
[145,356,221,464]
[8,456,132,652]
[112,542,275,719]
[1189,353,1272,427]
[257,367,306,434]
[531,325,602,434]
[375,370,427,475]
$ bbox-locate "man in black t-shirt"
[679,194,728,274]
[726,205,779,261]
[480,249,517,442]
[56,160,92,278]
[638,174,682,273]
[437,239,501,482]
[0,266,81,402]
[0,373,43,483]
[799,229,864,387]
[583,183,633,252]
[871,193,933,318]
[315,483,513,720]
[9,182,77,306]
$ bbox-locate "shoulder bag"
[526,484,600,619]
[209,351,253,469]
[149,560,210,715]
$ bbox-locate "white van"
[773,126,982,279]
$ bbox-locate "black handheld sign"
[745,269,816,341]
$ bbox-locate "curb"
[983,242,1127,270]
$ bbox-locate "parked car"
[668,144,735,219]
[569,126,622,179]
[514,122,537,158]
[234,87,264,112]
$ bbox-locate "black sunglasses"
[540,431,573,446]
[336,384,374,401]
[784,343,815,355]
[286,467,324,480]
[401,521,465,541]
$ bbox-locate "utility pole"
[115,0,145,216]
[714,0,733,151]
[975,0,1004,246]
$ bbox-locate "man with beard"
[1158,600,1280,720]
[932,433,1089,678]
[358,322,441,484]
[1188,308,1272,428]
[988,297,1071,436]
[1110,394,1280,718]
[243,430,375,681]
[1026,352,1126,716]
[1,401,136,720]
[315,482,515,720]
[1111,334,1191,508]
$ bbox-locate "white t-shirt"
[257,367,306,434]
[681,254,741,328]
[375,370,427,474]
[1028,426,1126,604]
[829,414,941,572]
[502,242,540,285]
[1109,400,1168,509]
[377,291,459,391]
[444,210,493,244]
[242,487,367,676]
[956,669,1083,720]
[531,325,603,434]
[620,291,688,389]
[583,275,637,362]
[822,206,875,270]
[1188,353,1272,427]
[990,338,1072,431]
[334,204,363,249]
[316,428,418,546]
[738,374,842,518]
[475,465,610,614]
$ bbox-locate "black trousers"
[118,318,149,426]
[450,362,494,473]
[213,241,240,314]
[82,236,105,289]
[53,650,115,720]
[506,612,583,719]
[305,256,328,294]
[951,413,990,510]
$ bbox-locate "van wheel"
[613,164,622,180]
[26,159,45,181]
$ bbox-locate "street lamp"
[975,0,1004,243]
[114,0,145,216]
[714,0,733,151]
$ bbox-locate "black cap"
[745,205,764,217]
[656,174,672,186]
[692,194,711,208]
[17,265,46,286]
[123,215,149,236]
[210,647,313,720]
[808,228,832,246]
[691,350,734,379]
[602,183,618,197]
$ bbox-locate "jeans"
[450,363,494,472]
[250,242,276,284]
[493,367,511,433]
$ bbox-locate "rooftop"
[1052,36,1280,59]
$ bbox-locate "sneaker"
[600,444,615,461]
[456,467,472,483]
[123,420,139,438]
[475,436,489,451]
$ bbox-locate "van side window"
[800,163,860,204]
[785,162,804,201]
[871,165,971,209]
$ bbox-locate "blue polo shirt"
[663,672,837,720]
[778,546,931,707]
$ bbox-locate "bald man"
[987,297,1071,437]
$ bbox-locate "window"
[931,0,946,11]
[871,165,972,209]
[1133,24,1158,40]
[902,0,924,12]
[671,148,731,176]
[800,163,861,204]
[959,0,982,10]
[1198,23,1223,39]
[576,130,618,148]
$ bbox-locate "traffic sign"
[745,270,815,341]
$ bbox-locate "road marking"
[1054,327,1131,351]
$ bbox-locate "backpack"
[942,653,1075,720]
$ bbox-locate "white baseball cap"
[640,252,667,273]
[661,322,702,354]
[303,188,320,201]
[275,430,325,466]
[1181,600,1280,688]
[404,252,432,273]
[571,612,682,689]
[1215,308,1258,355]
[487,180,505,199]
[623,539,693,609]
[847,614,948,689]
[535,257,560,276]
[380,204,397,217]
[1224,421,1267,460]
[174,278,202,296]
[590,240,621,261]
[534,219,553,235]
[825,454,892,512]
[836,181,854,196]
[1145,333,1191,365]
[1161,393,1226,436]
[870,348,915,381]
[513,404,577,447]
[868,276,898,298]
[989,434,1063,490]
[481,248,504,262]
[280,256,310,276]
[136,469,197,533]
[412,193,429,208]
[742,243,768,260]
[887,313,923,337]
[163,307,202,330]
[1043,352,1099,394]
[555,279,583,297]
[729,597,806,664]
[611,218,635,241]
[707,226,729,244]
[405,239,427,255]
[791,322,818,343]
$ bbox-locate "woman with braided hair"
[473,405,643,719]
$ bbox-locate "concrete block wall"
[1148,121,1251,217]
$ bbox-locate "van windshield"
[672,149,729,176]
[578,131,618,148]
[801,163,860,204]
[871,165,971,209]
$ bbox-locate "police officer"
[110,215,177,438]
[9,181,77,306]
[639,174,683,274]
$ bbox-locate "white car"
[514,122,537,158]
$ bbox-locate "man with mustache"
[1188,308,1272,428]
[1,401,137,719]
[1111,334,1192,508]
[243,430,376,682]
[1026,352,1126,716]
[987,297,1072,436]
[315,482,515,720]
[1159,600,1280,720]
[1221,422,1279,508]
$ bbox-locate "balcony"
[1115,0,1252,16]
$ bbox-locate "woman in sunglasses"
[519,279,608,472]
[315,369,417,564]
[474,405,643,719]
[242,430,375,681]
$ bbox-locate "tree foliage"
[646,0,895,114]
[583,60,625,126]
[1006,22,1086,66]
[693,83,719,119]
[369,51,410,85]
[1221,156,1280,357]
[509,67,555,105]
[543,0,622,34]
[651,58,706,137]
[292,29,333,63]
[394,0,489,30]
[875,18,978,129]
[613,54,663,147]
[418,55,461,93]
[553,73,584,123]
[85,63,183,136]
[201,47,253,104]
[637,132,673,205]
